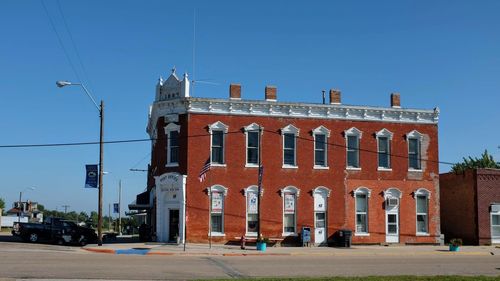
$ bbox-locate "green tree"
[0,197,5,211]
[452,150,500,173]
[37,204,45,212]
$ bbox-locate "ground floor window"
[246,186,259,235]
[208,185,227,235]
[282,186,300,235]
[491,204,500,240]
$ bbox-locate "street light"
[18,187,35,223]
[56,80,105,246]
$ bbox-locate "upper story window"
[407,130,423,170]
[281,186,300,235]
[281,125,299,168]
[208,121,229,165]
[345,127,362,169]
[207,185,228,235]
[376,129,393,170]
[312,126,330,168]
[414,188,430,235]
[244,123,262,167]
[353,187,371,235]
[164,123,180,166]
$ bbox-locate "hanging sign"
[248,192,258,214]
[211,192,223,213]
[85,165,98,189]
[284,193,295,214]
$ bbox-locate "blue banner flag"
[113,203,119,214]
[85,164,98,188]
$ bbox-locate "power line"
[0,130,456,166]
[40,0,81,83]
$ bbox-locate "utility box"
[335,229,352,247]
[301,226,311,246]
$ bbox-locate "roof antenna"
[192,8,196,97]
[322,90,326,104]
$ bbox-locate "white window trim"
[414,188,431,235]
[406,130,423,171]
[490,205,500,241]
[281,125,299,168]
[208,121,229,165]
[207,185,228,235]
[244,185,263,236]
[312,126,330,168]
[244,123,263,167]
[376,128,393,170]
[280,186,300,236]
[164,123,180,167]
[345,127,362,169]
[353,187,371,235]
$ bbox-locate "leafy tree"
[452,150,500,173]
[37,204,45,212]
[0,197,5,212]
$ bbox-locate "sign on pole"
[85,164,98,189]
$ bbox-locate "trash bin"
[301,226,311,247]
[335,229,352,247]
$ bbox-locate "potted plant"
[256,235,269,252]
[449,238,462,252]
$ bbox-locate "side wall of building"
[440,170,477,244]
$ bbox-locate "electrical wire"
[0,130,455,166]
[40,0,82,83]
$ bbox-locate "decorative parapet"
[147,97,439,136]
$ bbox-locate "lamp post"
[18,187,35,223]
[56,80,104,246]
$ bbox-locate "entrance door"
[313,189,328,245]
[314,212,326,244]
[385,198,399,243]
[168,209,179,243]
[491,204,500,244]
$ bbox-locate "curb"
[83,248,115,254]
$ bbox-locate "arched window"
[207,185,228,235]
[208,121,229,165]
[406,130,423,170]
[164,123,180,166]
[345,127,362,169]
[414,188,431,235]
[280,186,300,235]
[353,187,371,234]
[281,125,299,168]
[312,126,330,168]
[376,129,393,170]
[243,123,263,167]
[244,185,262,235]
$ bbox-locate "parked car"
[12,217,97,246]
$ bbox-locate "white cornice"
[147,97,439,136]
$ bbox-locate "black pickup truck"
[12,217,97,246]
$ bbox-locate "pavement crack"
[204,257,247,278]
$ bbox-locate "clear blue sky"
[1,0,499,214]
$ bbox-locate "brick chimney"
[391,93,401,108]
[229,83,241,100]
[329,89,341,105]
[265,86,277,101]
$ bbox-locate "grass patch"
[197,277,500,281]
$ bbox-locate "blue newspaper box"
[301,226,311,246]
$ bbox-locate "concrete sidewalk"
[83,242,500,257]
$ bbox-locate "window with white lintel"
[208,121,229,166]
[414,188,430,235]
[164,123,180,167]
[281,125,299,168]
[207,185,228,236]
[345,127,362,169]
[353,187,371,235]
[281,186,300,236]
[312,126,330,168]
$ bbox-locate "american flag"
[198,159,211,182]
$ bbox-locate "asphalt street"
[0,240,499,280]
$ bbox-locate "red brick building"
[141,69,441,245]
[440,169,500,245]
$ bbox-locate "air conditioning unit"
[387,198,398,207]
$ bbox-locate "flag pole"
[257,125,262,244]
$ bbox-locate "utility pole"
[257,125,263,242]
[119,180,122,235]
[62,205,70,214]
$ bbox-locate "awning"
[128,191,151,210]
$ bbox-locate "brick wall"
[476,169,500,245]
[179,113,439,244]
[440,170,477,244]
